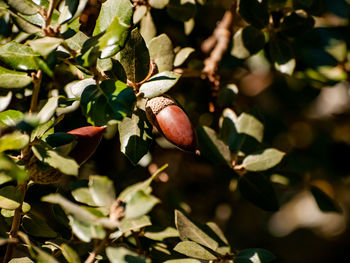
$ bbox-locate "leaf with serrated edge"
[175,210,218,251]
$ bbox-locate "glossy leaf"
[174,241,217,260]
[106,246,146,263]
[175,210,218,251]
[0,66,32,89]
[197,126,231,165]
[125,190,160,218]
[89,175,116,207]
[149,34,175,72]
[174,47,194,67]
[81,79,135,126]
[119,109,153,165]
[310,186,342,213]
[167,0,196,22]
[239,0,269,29]
[0,110,23,127]
[0,131,29,152]
[59,0,89,24]
[139,71,181,98]
[238,173,279,211]
[235,248,276,263]
[37,97,59,123]
[118,29,150,83]
[236,113,264,143]
[243,148,285,172]
[28,37,63,56]
[231,26,265,59]
[32,142,79,176]
[0,186,21,210]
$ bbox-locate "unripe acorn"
[145,96,197,152]
[67,126,105,165]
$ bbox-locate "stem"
[84,233,110,263]
[29,70,43,113]
[3,183,28,263]
[45,0,60,27]
[132,231,143,254]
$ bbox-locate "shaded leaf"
[0,131,29,152]
[0,66,32,89]
[106,246,146,263]
[0,173,12,185]
[61,243,81,263]
[281,10,314,37]
[174,241,217,260]
[119,109,153,165]
[243,148,285,172]
[22,214,57,238]
[118,29,150,83]
[0,154,27,182]
[238,173,279,211]
[197,126,231,165]
[167,0,196,22]
[175,210,218,251]
[269,37,295,75]
[236,113,264,143]
[235,248,276,263]
[0,185,21,209]
[231,26,265,59]
[144,227,179,241]
[33,246,59,263]
[164,260,201,263]
[139,71,181,98]
[239,0,269,29]
[119,215,152,233]
[89,175,116,207]
[8,257,34,263]
[149,34,175,72]
[310,186,342,213]
[174,47,194,67]
[81,79,135,126]
[45,132,75,148]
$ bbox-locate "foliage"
[0,0,348,262]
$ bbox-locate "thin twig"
[29,70,43,113]
[3,183,28,263]
[84,232,111,263]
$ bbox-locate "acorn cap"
[145,95,177,127]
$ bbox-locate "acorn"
[67,126,105,165]
[145,96,197,152]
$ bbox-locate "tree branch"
[29,70,43,113]
[84,233,110,263]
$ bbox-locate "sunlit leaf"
[243,148,285,172]
[174,241,217,260]
[149,34,175,72]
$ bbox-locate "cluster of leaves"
[0,0,348,262]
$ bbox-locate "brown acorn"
[145,95,197,152]
[67,126,105,165]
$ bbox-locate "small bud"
[67,126,105,165]
[145,96,197,152]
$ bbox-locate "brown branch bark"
[84,232,111,263]
[29,70,43,113]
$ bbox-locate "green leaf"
[118,28,150,83]
[243,148,285,172]
[89,175,116,207]
[310,186,342,213]
[81,79,136,126]
[32,141,79,175]
[238,0,269,29]
[236,113,264,143]
[139,71,180,98]
[106,247,146,263]
[0,110,23,127]
[0,66,32,88]
[174,241,217,260]
[217,84,238,107]
[197,126,231,165]
[140,11,156,44]
[45,132,75,147]
[61,243,81,263]
[144,227,179,241]
[0,173,12,186]
[231,26,265,59]
[71,187,97,206]
[0,91,12,111]
[69,216,106,242]
[167,0,196,22]
[8,257,34,263]
[174,47,194,67]
[119,215,152,233]
[6,0,40,15]
[118,109,153,165]
[0,186,21,209]
[149,0,169,9]
[33,245,60,263]
[0,154,28,182]
[164,260,201,263]
[65,31,89,51]
[206,222,228,245]
[22,214,57,238]
[0,131,29,152]
[1,202,30,217]
[93,0,133,35]
[238,173,279,211]
[281,10,314,37]
[235,248,276,263]
[28,37,63,56]
[184,18,195,35]
[133,5,147,24]
[97,58,113,72]
[149,34,175,72]
[37,97,59,123]
[30,120,54,141]
[269,37,295,75]
[58,0,89,24]
[0,41,40,70]
[125,190,159,218]
[11,11,41,34]
[175,210,218,251]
